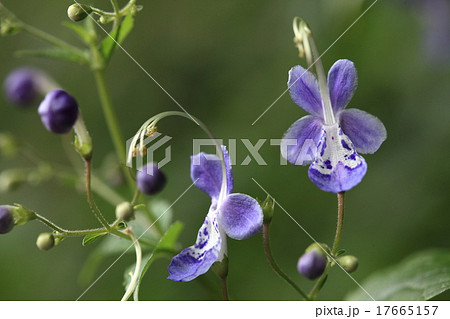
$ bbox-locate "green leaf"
[99,13,134,62]
[15,47,89,64]
[346,249,450,301]
[122,221,183,301]
[82,232,107,246]
[62,21,94,44]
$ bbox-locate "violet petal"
[281,115,323,166]
[288,65,323,117]
[167,211,222,282]
[218,193,263,240]
[190,145,233,200]
[339,108,387,154]
[327,59,358,113]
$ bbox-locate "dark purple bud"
[3,68,39,106]
[0,206,14,234]
[38,89,79,134]
[136,163,166,195]
[297,250,327,280]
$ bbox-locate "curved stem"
[308,191,346,300]
[128,111,227,202]
[34,213,106,237]
[85,159,111,230]
[131,189,141,206]
[90,0,137,18]
[263,223,309,300]
[121,229,142,301]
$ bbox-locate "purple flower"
[168,146,263,282]
[3,68,39,106]
[136,163,167,195]
[0,206,14,234]
[38,89,79,134]
[297,250,327,280]
[281,59,387,193]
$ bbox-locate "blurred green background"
[0,0,449,300]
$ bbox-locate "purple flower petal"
[168,211,222,282]
[288,65,323,117]
[191,145,233,200]
[281,115,323,166]
[218,193,263,240]
[327,59,358,113]
[308,124,367,193]
[339,108,387,154]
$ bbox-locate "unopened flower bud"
[38,89,79,134]
[3,68,39,106]
[115,201,134,221]
[337,255,359,273]
[260,195,275,224]
[67,4,92,22]
[0,206,14,234]
[297,247,327,280]
[36,233,55,251]
[136,163,167,195]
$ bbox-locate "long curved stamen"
[293,19,336,125]
[127,111,228,200]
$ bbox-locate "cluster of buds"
[297,243,359,280]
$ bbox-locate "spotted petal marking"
[167,210,222,282]
[308,123,367,193]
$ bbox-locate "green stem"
[131,189,141,206]
[221,277,229,301]
[90,0,137,18]
[34,213,105,237]
[308,191,346,300]
[34,213,65,233]
[85,159,111,230]
[93,69,134,190]
[332,192,345,255]
[263,223,309,300]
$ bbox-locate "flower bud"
[3,68,39,106]
[36,233,55,251]
[38,89,79,134]
[0,206,14,234]
[297,249,327,280]
[136,163,167,195]
[337,255,359,273]
[115,201,134,221]
[67,4,92,22]
[260,195,275,224]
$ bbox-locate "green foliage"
[82,232,108,246]
[99,13,134,63]
[346,249,450,301]
[63,21,95,45]
[15,48,89,65]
